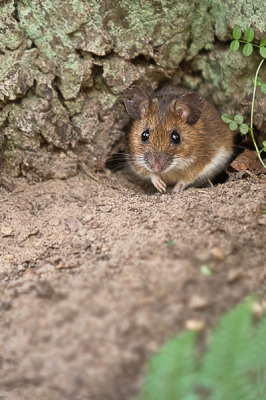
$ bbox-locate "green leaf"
[230,40,240,52]
[260,84,266,95]
[229,121,238,130]
[253,76,264,87]
[221,114,234,123]
[260,36,266,47]
[137,298,266,400]
[251,317,266,367]
[234,114,244,124]
[199,300,254,399]
[167,239,175,247]
[244,27,255,42]
[262,141,266,148]
[137,332,198,400]
[243,43,253,56]
[232,27,242,40]
[200,265,212,276]
[259,46,266,58]
[244,316,266,398]
[240,124,249,134]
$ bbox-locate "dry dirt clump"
[0,171,266,400]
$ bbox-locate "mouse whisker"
[108,164,129,172]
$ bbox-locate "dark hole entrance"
[106,151,127,171]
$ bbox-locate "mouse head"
[123,85,204,175]
[123,85,203,124]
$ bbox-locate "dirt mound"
[0,171,266,399]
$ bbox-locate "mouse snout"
[151,160,164,172]
[144,152,173,173]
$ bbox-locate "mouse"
[123,85,234,193]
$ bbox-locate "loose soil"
[0,170,266,400]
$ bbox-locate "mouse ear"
[171,92,203,125]
[123,86,152,120]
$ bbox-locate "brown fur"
[124,86,234,191]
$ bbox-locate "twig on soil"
[78,159,128,192]
[78,160,101,184]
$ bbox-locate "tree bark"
[0,0,265,180]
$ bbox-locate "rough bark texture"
[0,0,266,180]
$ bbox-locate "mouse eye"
[170,130,180,145]
[141,129,150,142]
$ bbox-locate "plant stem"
[238,40,261,48]
[250,58,266,168]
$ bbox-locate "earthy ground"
[0,169,266,400]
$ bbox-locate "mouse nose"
[151,160,164,172]
[146,153,172,172]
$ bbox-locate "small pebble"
[17,263,27,272]
[189,295,208,310]
[210,247,225,261]
[65,216,83,232]
[83,214,94,223]
[60,152,66,159]
[252,302,264,317]
[185,319,205,331]
[83,240,92,250]
[101,245,109,253]
[49,218,60,226]
[227,268,242,283]
[258,216,266,225]
[5,254,14,260]
[56,262,79,269]
[78,229,87,237]
[89,221,100,229]
[1,226,13,236]
[252,301,266,317]
[11,185,27,193]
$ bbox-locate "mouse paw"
[150,173,167,193]
[172,181,187,193]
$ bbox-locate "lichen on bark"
[0,0,265,181]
